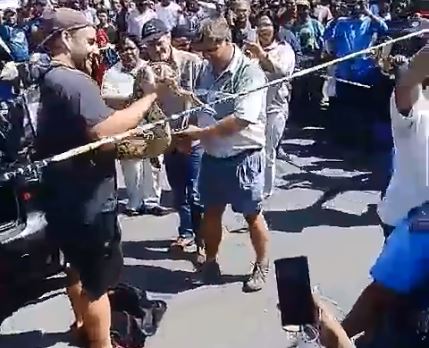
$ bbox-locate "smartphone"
[274,256,315,326]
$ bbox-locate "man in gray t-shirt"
[36,8,158,348]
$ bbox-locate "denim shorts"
[198,149,264,216]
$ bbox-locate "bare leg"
[65,268,84,329]
[243,212,270,292]
[202,205,226,261]
[245,212,269,263]
[81,291,112,348]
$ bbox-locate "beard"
[75,53,99,77]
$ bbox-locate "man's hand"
[314,295,355,348]
[244,41,266,60]
[392,54,408,66]
[139,64,177,97]
[173,125,207,141]
[363,5,372,17]
[139,64,158,95]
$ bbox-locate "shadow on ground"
[266,126,388,233]
[122,240,248,294]
[0,276,69,347]
[0,275,67,325]
[0,330,71,348]
[264,204,379,233]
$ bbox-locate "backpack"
[0,97,34,163]
[108,283,167,348]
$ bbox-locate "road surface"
[0,126,385,348]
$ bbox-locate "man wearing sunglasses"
[176,17,270,292]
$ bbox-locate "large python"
[116,60,204,160]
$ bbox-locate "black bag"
[0,96,37,164]
[108,283,167,348]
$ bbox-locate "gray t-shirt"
[36,65,116,228]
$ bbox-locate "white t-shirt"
[101,60,146,100]
[155,2,181,31]
[263,41,295,117]
[127,9,157,37]
[378,87,429,226]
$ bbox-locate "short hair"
[96,7,109,16]
[116,34,142,51]
[198,16,232,44]
[230,0,251,10]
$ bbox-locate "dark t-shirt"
[35,65,116,231]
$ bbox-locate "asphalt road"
[0,126,386,348]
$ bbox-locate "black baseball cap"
[141,18,169,43]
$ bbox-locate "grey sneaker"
[243,260,269,293]
[191,260,222,286]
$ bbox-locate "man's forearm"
[202,115,250,138]
[342,283,391,338]
[92,93,157,138]
[396,60,425,113]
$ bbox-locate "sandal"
[195,246,206,266]
[169,237,195,252]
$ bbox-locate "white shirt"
[127,9,157,37]
[262,41,295,117]
[378,87,429,226]
[101,60,146,100]
[155,2,181,31]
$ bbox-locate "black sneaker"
[191,260,222,286]
[124,208,141,217]
[142,205,172,216]
[243,261,269,293]
[277,148,290,161]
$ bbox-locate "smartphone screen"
[274,256,315,326]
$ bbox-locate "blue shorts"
[198,149,264,216]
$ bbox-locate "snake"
[116,60,204,160]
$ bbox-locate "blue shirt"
[371,215,429,295]
[324,16,388,83]
[0,24,29,62]
[292,18,324,55]
[22,16,42,51]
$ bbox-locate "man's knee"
[65,267,81,287]
[203,205,226,220]
[244,211,266,227]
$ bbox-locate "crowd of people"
[0,0,428,347]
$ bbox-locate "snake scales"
[116,60,204,160]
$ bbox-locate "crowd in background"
[0,0,424,148]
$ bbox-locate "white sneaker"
[299,326,324,348]
[284,325,324,348]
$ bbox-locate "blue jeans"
[164,145,203,239]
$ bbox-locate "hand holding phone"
[274,256,316,326]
